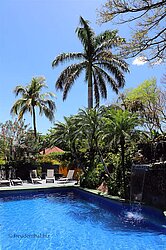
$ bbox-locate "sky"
[0,0,165,134]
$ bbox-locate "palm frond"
[52,52,84,67]
[93,66,119,93]
[63,65,85,100]
[40,92,56,99]
[10,99,27,115]
[13,86,26,96]
[93,79,100,107]
[95,61,128,88]
[55,62,86,92]
[96,30,125,45]
[94,30,125,53]
[109,56,129,72]
[95,51,129,72]
[40,106,55,122]
[76,16,95,55]
[93,67,107,99]
[18,105,30,120]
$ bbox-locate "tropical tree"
[52,16,129,109]
[103,108,139,199]
[0,119,39,164]
[76,108,103,169]
[48,116,78,152]
[120,78,166,135]
[11,77,56,138]
[48,115,81,167]
[99,0,166,64]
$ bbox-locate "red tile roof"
[41,146,64,155]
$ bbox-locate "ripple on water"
[0,191,165,250]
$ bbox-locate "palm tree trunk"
[88,64,93,109]
[97,146,110,176]
[32,105,37,138]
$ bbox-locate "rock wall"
[130,163,166,210]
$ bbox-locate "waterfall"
[130,164,149,203]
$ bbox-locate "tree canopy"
[120,78,166,135]
[11,76,56,138]
[99,0,166,64]
[52,16,129,108]
[0,120,38,164]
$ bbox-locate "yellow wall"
[59,167,82,180]
[59,166,68,177]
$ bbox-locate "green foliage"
[125,78,158,105]
[47,106,140,199]
[121,78,165,136]
[102,108,139,198]
[0,120,40,165]
[80,164,105,189]
[0,159,5,165]
[37,152,63,165]
[11,76,56,137]
[102,108,139,149]
[52,16,129,108]
[48,116,79,151]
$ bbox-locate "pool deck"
[0,179,78,191]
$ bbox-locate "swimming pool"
[0,187,166,250]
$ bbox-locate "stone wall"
[130,163,166,210]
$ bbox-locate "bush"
[80,165,105,189]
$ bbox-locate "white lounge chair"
[30,170,42,184]
[9,169,23,186]
[11,177,23,186]
[46,169,55,183]
[57,170,75,183]
[0,170,10,186]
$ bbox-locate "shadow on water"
[67,202,166,235]
[64,194,166,235]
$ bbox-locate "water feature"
[130,164,149,203]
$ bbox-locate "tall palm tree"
[11,77,56,138]
[52,16,129,109]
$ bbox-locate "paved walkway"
[0,180,78,191]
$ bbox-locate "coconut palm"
[52,16,129,109]
[11,77,56,138]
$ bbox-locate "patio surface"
[0,179,78,191]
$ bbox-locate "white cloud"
[132,56,147,66]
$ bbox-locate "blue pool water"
[0,188,166,250]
